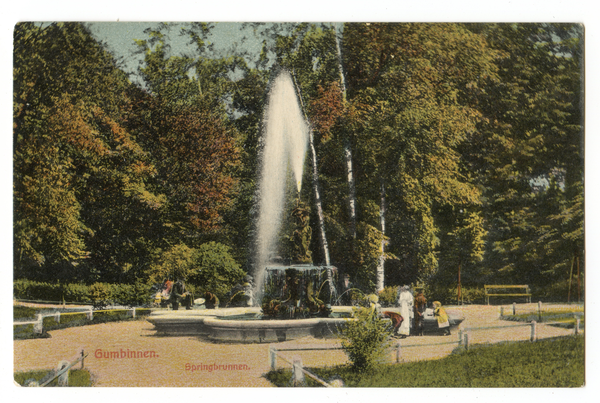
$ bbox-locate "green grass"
[14,305,154,339]
[14,369,93,387]
[14,305,41,320]
[502,307,584,329]
[265,335,584,387]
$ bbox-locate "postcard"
[10,17,587,396]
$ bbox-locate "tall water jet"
[253,70,309,293]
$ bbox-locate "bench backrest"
[484,285,530,293]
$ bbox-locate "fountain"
[146,69,464,342]
[147,70,353,342]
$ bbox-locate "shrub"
[42,315,59,329]
[533,279,585,302]
[62,283,91,304]
[378,286,399,307]
[339,307,395,372]
[92,309,131,323]
[13,279,30,300]
[14,305,39,320]
[13,323,35,339]
[53,312,89,328]
[425,285,486,305]
[14,279,156,307]
[13,279,63,302]
[190,242,245,302]
[135,308,152,317]
[89,283,111,309]
[103,283,133,307]
[147,243,197,285]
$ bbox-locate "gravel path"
[13,303,581,387]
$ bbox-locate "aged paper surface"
[5,1,597,402]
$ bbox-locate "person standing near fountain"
[433,301,451,336]
[414,291,427,336]
[170,278,193,310]
[397,285,414,337]
[204,292,220,309]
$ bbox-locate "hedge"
[13,279,153,307]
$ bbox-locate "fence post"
[269,347,277,371]
[500,306,504,317]
[292,357,304,387]
[33,314,43,334]
[131,308,136,318]
[538,301,542,321]
[530,320,537,342]
[80,349,86,370]
[464,332,469,350]
[396,340,401,363]
[458,329,463,347]
[87,309,93,321]
[574,316,580,336]
[512,302,516,315]
[57,360,70,386]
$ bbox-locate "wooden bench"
[484,285,531,305]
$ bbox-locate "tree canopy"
[14,22,584,301]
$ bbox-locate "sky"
[87,22,267,85]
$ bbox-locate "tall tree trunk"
[309,128,331,266]
[376,182,386,292]
[334,23,357,239]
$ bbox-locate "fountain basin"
[147,306,354,343]
[147,306,464,342]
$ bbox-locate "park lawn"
[14,369,93,387]
[503,307,584,329]
[14,305,40,320]
[265,335,584,387]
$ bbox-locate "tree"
[14,22,164,282]
[463,24,584,290]
[132,24,242,242]
[340,23,499,287]
[190,242,245,301]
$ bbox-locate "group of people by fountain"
[154,278,195,310]
[382,285,451,337]
[154,277,231,311]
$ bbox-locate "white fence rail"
[14,307,141,336]
[23,350,89,387]
[268,317,582,386]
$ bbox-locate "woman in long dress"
[397,286,413,337]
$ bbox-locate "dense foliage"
[13,22,584,301]
[14,278,153,306]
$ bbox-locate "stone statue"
[291,202,312,263]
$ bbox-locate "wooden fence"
[499,301,583,320]
[22,350,89,387]
[268,317,582,387]
[14,307,150,338]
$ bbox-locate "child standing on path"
[433,301,451,336]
